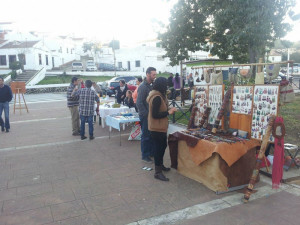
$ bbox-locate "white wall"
[26,67,46,86]
[268,55,282,63]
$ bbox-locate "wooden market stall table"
[105,112,140,145]
[98,102,136,128]
[168,131,261,194]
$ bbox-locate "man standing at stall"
[0,77,13,133]
[67,77,81,136]
[136,67,157,163]
[72,80,100,140]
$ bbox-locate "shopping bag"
[128,122,141,141]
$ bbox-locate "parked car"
[264,72,293,84]
[86,60,97,71]
[72,62,84,72]
[104,81,120,97]
[108,76,136,83]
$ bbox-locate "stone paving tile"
[40,188,76,206]
[8,174,42,188]
[95,202,146,225]
[2,195,45,215]
[0,188,17,202]
[82,193,126,212]
[0,206,53,225]
[45,213,102,225]
[17,182,53,198]
[50,200,88,221]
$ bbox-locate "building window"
[272,57,275,61]
[71,49,73,54]
[67,48,69,53]
[118,62,122,68]
[135,60,140,67]
[39,54,42,65]
[157,56,164,61]
[46,55,49,65]
[0,55,7,65]
[59,47,62,53]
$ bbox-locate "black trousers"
[151,131,167,166]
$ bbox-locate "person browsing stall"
[124,90,134,108]
[72,80,100,140]
[113,80,128,104]
[0,77,13,133]
[132,77,143,104]
[147,77,177,181]
[136,67,156,163]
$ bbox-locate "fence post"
[172,100,176,123]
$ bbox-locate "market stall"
[97,102,136,127]
[169,60,295,195]
[105,112,140,145]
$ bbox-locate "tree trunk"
[248,46,257,63]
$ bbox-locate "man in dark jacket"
[136,67,157,163]
[67,77,81,136]
[0,77,13,132]
[113,80,128,104]
[167,73,173,88]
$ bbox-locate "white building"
[267,49,282,63]
[96,40,181,74]
[0,40,54,70]
[0,31,83,71]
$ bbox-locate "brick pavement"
[0,100,299,225]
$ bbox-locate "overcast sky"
[1,0,299,44]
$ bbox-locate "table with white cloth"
[105,112,140,145]
[97,102,136,127]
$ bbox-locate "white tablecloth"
[97,103,136,127]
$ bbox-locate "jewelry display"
[232,86,253,115]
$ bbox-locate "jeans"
[0,102,10,130]
[80,115,93,137]
[151,131,167,166]
[139,115,153,159]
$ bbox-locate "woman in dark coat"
[146,77,177,181]
[113,80,128,104]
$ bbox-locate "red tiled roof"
[0,40,39,49]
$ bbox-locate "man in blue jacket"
[0,77,13,132]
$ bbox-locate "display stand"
[10,82,29,115]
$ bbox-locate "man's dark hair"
[0,77,4,81]
[71,77,78,84]
[120,79,125,84]
[146,67,156,75]
[137,77,143,82]
[85,80,92,88]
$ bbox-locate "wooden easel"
[11,82,29,114]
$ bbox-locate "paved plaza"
[0,95,299,225]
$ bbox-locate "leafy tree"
[159,0,295,64]
[290,52,300,63]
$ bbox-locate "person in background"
[124,90,134,108]
[132,77,143,104]
[0,77,13,133]
[167,73,173,88]
[187,73,194,100]
[136,67,157,163]
[92,82,102,95]
[147,77,177,181]
[114,80,128,104]
[132,77,143,112]
[172,73,181,99]
[72,80,100,140]
[67,77,81,136]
